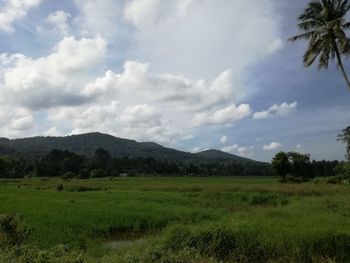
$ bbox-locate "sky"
[0,0,349,162]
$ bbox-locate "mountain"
[0,132,259,163]
[195,149,252,162]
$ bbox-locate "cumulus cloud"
[48,101,181,144]
[44,61,242,144]
[83,61,237,113]
[47,11,71,36]
[74,0,121,37]
[129,0,283,88]
[263,142,282,151]
[0,0,42,32]
[194,104,252,126]
[0,106,35,137]
[0,36,107,110]
[221,144,254,158]
[190,147,202,153]
[220,136,228,144]
[123,0,196,29]
[253,101,298,120]
[124,0,160,28]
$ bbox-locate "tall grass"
[0,177,349,262]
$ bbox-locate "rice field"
[0,177,349,262]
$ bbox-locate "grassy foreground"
[0,177,349,262]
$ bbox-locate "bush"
[56,184,64,192]
[330,162,350,185]
[0,214,28,248]
[284,174,305,183]
[76,168,90,179]
[0,245,85,263]
[90,169,106,178]
[62,171,76,180]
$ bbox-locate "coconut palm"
[289,0,350,91]
[338,126,350,160]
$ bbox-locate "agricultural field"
[0,177,350,262]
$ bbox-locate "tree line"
[0,148,273,178]
[0,148,345,179]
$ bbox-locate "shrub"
[62,171,76,180]
[90,169,106,178]
[56,184,64,192]
[329,162,350,185]
[76,168,90,179]
[0,214,28,248]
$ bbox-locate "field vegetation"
[0,177,349,262]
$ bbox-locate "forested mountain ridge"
[0,132,258,163]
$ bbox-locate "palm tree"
[338,126,350,160]
[289,0,350,91]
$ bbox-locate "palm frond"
[303,38,325,67]
[289,31,319,42]
[298,19,325,30]
[318,42,331,69]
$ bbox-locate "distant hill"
[0,132,260,164]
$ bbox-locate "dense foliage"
[0,132,252,163]
[272,152,315,182]
[0,148,274,178]
[338,126,350,160]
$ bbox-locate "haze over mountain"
[0,132,258,164]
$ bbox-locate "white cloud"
[221,144,238,153]
[0,0,42,32]
[48,101,181,145]
[74,0,121,37]
[47,11,71,36]
[124,0,160,29]
[129,0,283,90]
[190,147,202,153]
[263,142,282,151]
[266,38,283,54]
[194,104,252,126]
[220,136,228,144]
[0,36,107,110]
[123,0,196,29]
[44,127,64,137]
[120,104,161,127]
[82,61,237,114]
[190,146,209,153]
[296,144,302,149]
[182,134,194,140]
[253,101,298,120]
[0,105,35,137]
[222,144,254,158]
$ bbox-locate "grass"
[0,176,349,262]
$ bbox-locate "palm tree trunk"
[334,41,350,91]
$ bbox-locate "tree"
[93,148,111,168]
[272,152,315,182]
[289,0,350,91]
[0,156,12,178]
[338,126,350,160]
[271,152,290,181]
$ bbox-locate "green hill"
[0,132,259,164]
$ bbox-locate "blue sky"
[0,0,349,161]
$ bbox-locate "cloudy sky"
[0,0,349,161]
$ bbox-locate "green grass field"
[0,177,350,262]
